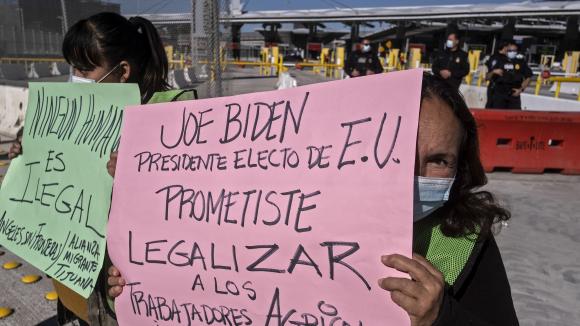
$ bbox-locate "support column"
[562,16,579,52]
[262,23,281,46]
[446,22,459,37]
[231,23,242,61]
[344,23,359,56]
[395,22,407,49]
[350,23,359,52]
[501,17,515,40]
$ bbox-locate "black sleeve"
[431,52,442,76]
[486,55,495,71]
[344,54,355,75]
[433,236,519,326]
[456,52,470,78]
[522,62,533,79]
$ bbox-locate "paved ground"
[193,66,331,98]
[486,173,580,325]
[0,71,579,325]
[0,146,60,325]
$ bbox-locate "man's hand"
[512,88,523,97]
[439,69,452,79]
[351,69,360,77]
[107,265,126,298]
[379,253,445,326]
[8,141,22,159]
[107,151,118,177]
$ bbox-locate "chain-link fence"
[0,0,65,57]
[0,0,231,96]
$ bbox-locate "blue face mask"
[413,176,455,222]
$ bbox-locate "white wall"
[460,84,580,112]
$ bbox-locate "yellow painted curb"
[0,307,14,319]
[2,261,21,270]
[21,274,41,284]
[45,291,58,301]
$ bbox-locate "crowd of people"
[6,11,520,326]
[346,33,533,110]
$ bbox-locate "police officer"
[486,40,533,109]
[431,32,470,90]
[345,38,383,78]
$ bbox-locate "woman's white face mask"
[413,176,455,222]
[69,63,121,83]
[69,75,96,83]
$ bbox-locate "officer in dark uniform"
[345,38,383,78]
[486,40,533,109]
[431,32,470,90]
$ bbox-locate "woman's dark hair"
[421,72,510,238]
[63,12,169,103]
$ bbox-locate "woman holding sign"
[375,74,518,325]
[9,11,170,326]
[105,73,518,326]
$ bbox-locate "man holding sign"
[107,72,518,326]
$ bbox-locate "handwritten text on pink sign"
[108,70,422,325]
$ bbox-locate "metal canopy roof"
[223,1,580,23]
[134,2,580,25]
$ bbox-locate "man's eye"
[430,159,449,166]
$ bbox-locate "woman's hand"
[8,141,22,159]
[107,265,126,298]
[107,151,118,177]
[379,253,445,326]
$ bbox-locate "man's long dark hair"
[63,12,169,103]
[422,73,510,237]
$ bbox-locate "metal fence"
[0,0,228,96]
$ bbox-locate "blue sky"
[113,0,520,14]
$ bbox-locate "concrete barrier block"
[56,62,70,76]
[27,63,39,79]
[35,62,53,78]
[0,85,28,138]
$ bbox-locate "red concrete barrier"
[471,109,580,175]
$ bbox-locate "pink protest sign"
[108,69,422,325]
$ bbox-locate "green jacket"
[415,217,518,325]
[86,88,197,326]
